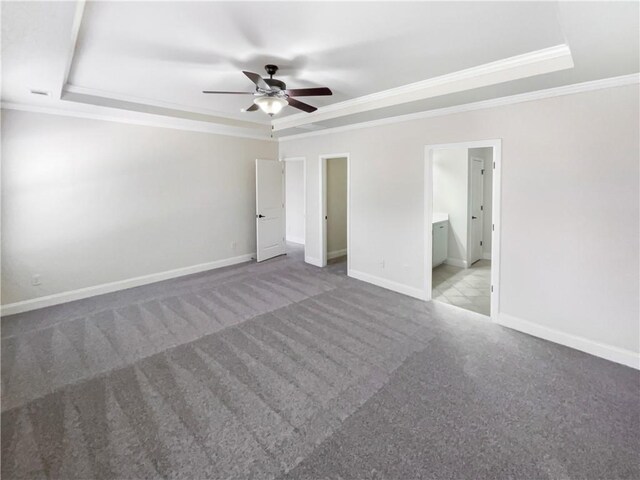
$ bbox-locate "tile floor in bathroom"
[432,260,491,315]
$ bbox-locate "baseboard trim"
[348,269,426,300]
[305,256,322,267]
[286,236,305,245]
[445,257,468,268]
[0,253,255,316]
[497,313,639,370]
[327,248,347,260]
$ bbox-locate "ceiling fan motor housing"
[263,65,286,91]
[264,78,286,91]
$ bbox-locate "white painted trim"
[58,1,86,99]
[63,83,264,126]
[320,157,327,267]
[328,248,347,260]
[490,142,502,323]
[498,313,640,370]
[286,237,305,245]
[444,258,468,268]
[273,44,574,131]
[305,256,322,267]
[8,73,636,143]
[318,153,351,269]
[482,252,492,260]
[425,139,502,323]
[278,73,639,141]
[0,102,276,141]
[0,253,255,317]
[349,269,427,301]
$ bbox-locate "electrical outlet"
[231,241,238,251]
[32,274,42,286]
[380,259,385,269]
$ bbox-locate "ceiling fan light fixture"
[254,96,287,116]
[203,65,330,114]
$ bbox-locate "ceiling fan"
[203,64,332,116]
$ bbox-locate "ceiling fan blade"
[285,87,332,97]
[287,97,317,113]
[243,71,272,91]
[203,90,254,94]
[243,103,259,112]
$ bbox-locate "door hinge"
[480,241,483,246]
[480,205,483,211]
[493,161,496,169]
[492,224,495,231]
[481,169,484,175]
[491,285,494,293]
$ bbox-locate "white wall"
[467,147,494,259]
[285,159,305,244]
[280,84,640,365]
[326,157,348,256]
[1,109,277,304]
[433,148,468,265]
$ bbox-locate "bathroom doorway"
[425,140,501,319]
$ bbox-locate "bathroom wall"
[433,147,469,266]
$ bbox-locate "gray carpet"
[1,244,638,479]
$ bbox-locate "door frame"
[319,153,351,270]
[467,155,485,266]
[283,156,306,247]
[424,139,502,321]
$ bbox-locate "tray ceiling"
[2,1,638,138]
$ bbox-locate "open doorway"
[425,141,501,319]
[319,154,350,272]
[284,157,305,260]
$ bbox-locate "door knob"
[472,216,477,219]
[257,214,265,218]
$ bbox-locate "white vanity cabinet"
[432,220,448,267]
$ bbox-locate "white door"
[256,159,285,262]
[469,158,484,265]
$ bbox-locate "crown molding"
[64,83,269,127]
[277,73,640,142]
[5,74,636,144]
[272,44,574,132]
[1,101,276,141]
[58,0,86,99]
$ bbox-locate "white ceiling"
[2,1,638,137]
